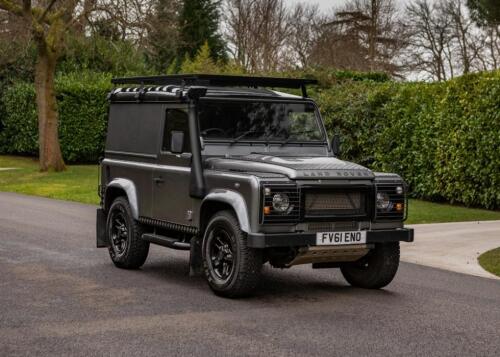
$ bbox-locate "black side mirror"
[170,131,185,154]
[331,134,341,157]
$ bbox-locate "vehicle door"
[152,105,194,225]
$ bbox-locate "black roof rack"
[111,74,318,97]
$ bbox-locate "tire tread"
[108,197,149,269]
[203,210,262,298]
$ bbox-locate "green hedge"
[0,72,112,162]
[313,70,500,209]
[0,70,498,208]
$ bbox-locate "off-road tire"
[107,197,149,269]
[202,210,263,298]
[340,242,400,289]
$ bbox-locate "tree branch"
[22,0,30,14]
[39,0,57,23]
[0,0,24,16]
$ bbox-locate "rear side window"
[106,104,163,155]
[162,109,190,153]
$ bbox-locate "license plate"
[316,231,367,246]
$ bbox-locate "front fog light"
[376,192,392,210]
[272,193,290,213]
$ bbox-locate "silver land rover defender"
[96,74,414,298]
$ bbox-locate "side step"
[141,233,191,251]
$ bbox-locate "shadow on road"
[133,251,399,303]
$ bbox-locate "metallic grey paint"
[100,91,409,247]
[106,178,140,219]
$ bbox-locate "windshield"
[198,100,325,143]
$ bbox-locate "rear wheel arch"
[104,179,139,219]
[104,187,126,211]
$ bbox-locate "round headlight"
[376,192,392,210]
[396,186,404,195]
[272,193,290,213]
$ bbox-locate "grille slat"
[304,189,368,219]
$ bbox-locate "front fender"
[106,178,139,219]
[201,190,250,233]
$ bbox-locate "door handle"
[153,176,164,184]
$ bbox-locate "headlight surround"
[272,193,290,213]
[376,192,393,211]
[261,184,300,223]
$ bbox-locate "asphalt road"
[1,192,499,356]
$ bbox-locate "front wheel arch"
[199,193,250,233]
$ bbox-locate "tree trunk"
[34,46,65,172]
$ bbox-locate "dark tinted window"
[106,104,163,155]
[162,109,190,152]
[198,100,324,142]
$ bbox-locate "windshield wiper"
[230,130,266,145]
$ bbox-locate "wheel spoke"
[110,211,128,256]
[208,228,235,281]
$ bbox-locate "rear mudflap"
[96,208,108,248]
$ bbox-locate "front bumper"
[247,228,414,248]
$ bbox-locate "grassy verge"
[478,248,500,277]
[405,199,500,224]
[1,155,500,223]
[0,155,99,205]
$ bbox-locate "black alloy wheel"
[206,227,235,283]
[202,211,262,298]
[106,197,149,269]
[109,210,128,258]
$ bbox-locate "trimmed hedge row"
[0,73,112,162]
[313,70,500,209]
[0,70,498,208]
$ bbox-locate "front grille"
[261,185,301,223]
[374,183,407,221]
[304,189,368,219]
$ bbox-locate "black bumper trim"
[247,228,414,248]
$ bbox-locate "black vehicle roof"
[108,74,318,103]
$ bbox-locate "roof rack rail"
[111,74,318,97]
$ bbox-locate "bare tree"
[286,3,324,69]
[225,0,290,72]
[445,0,477,74]
[483,25,500,69]
[90,0,156,45]
[405,0,500,80]
[405,0,455,81]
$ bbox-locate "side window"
[162,109,190,153]
[106,104,164,155]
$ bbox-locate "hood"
[205,154,374,179]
